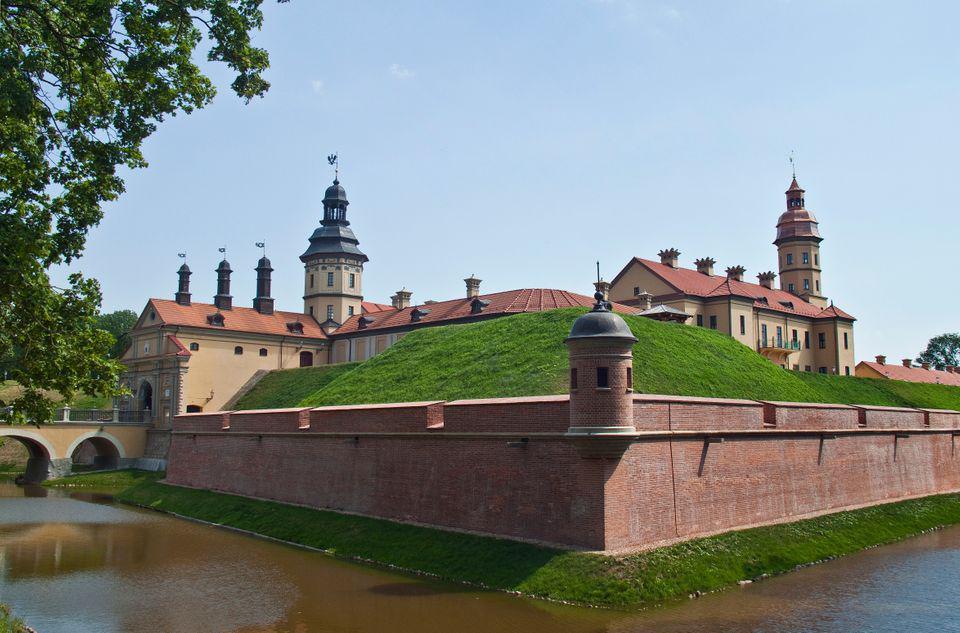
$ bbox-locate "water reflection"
[1,479,959,633]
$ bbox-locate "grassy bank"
[46,470,960,609]
[0,604,29,633]
[237,309,960,411]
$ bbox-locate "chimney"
[214,259,232,311]
[694,257,715,276]
[464,275,482,299]
[253,256,274,315]
[391,287,412,310]
[594,279,610,302]
[921,362,931,370]
[636,290,653,311]
[175,263,192,306]
[875,355,886,365]
[757,271,777,289]
[902,359,913,368]
[946,366,955,373]
[725,265,746,282]
[658,248,680,268]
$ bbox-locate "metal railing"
[50,407,152,425]
[758,339,801,351]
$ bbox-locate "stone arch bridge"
[1,409,162,482]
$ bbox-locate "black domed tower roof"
[301,178,368,263]
[566,293,637,342]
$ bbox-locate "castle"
[119,174,855,424]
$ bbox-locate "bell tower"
[774,177,827,307]
[300,176,368,324]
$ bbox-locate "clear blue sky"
[58,1,958,364]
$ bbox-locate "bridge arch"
[0,428,59,460]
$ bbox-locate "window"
[696,314,703,327]
[786,253,793,265]
[805,365,811,372]
[761,324,768,346]
[348,306,355,316]
[843,332,849,350]
[739,315,746,335]
[143,343,150,354]
[309,306,314,316]
[326,305,334,320]
[310,274,314,288]
[149,311,156,321]
[818,332,826,349]
[327,272,334,287]
[845,366,851,376]
[709,315,717,330]
[626,367,633,391]
[818,367,827,374]
[633,286,640,296]
[788,282,795,293]
[814,254,819,266]
[596,367,609,389]
[234,346,243,355]
[570,368,578,390]
[791,329,798,344]
[189,342,199,351]
[815,280,820,292]
[803,279,810,291]
[802,252,809,264]
[776,326,783,347]
[804,331,810,349]
[792,364,799,371]
[186,404,203,413]
[349,273,356,289]
[259,348,268,357]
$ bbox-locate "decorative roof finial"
[255,241,265,257]
[177,252,186,261]
[327,152,339,183]
[593,261,608,312]
[789,149,797,180]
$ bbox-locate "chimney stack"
[391,287,412,310]
[594,279,610,302]
[902,359,913,368]
[253,256,274,315]
[658,248,680,268]
[464,275,482,299]
[725,265,746,282]
[636,290,653,311]
[946,366,956,373]
[921,362,931,370]
[757,271,777,289]
[214,259,233,311]
[694,257,715,276]
[875,355,886,365]
[175,263,192,306]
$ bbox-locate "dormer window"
[470,298,491,314]
[779,301,794,310]
[411,307,431,323]
[358,316,375,330]
[286,321,304,335]
[207,313,225,327]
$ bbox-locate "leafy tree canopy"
[917,333,960,371]
[0,0,287,423]
[96,309,138,358]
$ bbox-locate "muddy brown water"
[1,480,959,633]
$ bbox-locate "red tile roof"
[334,289,640,335]
[858,361,960,387]
[620,258,854,320]
[361,301,393,313]
[147,299,328,340]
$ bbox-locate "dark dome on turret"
[256,256,272,269]
[323,179,349,205]
[216,259,231,271]
[178,263,191,273]
[566,293,637,342]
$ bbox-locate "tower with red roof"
[774,178,827,308]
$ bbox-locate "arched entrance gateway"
[138,380,153,413]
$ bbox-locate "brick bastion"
[165,301,960,552]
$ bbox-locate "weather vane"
[327,153,339,181]
[789,150,797,179]
[177,252,186,259]
[218,246,226,255]
[255,241,265,256]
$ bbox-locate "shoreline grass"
[43,470,960,609]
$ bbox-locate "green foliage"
[917,333,960,370]
[0,1,287,423]
[77,470,960,609]
[0,603,28,633]
[96,309,138,358]
[233,362,360,410]
[239,309,960,410]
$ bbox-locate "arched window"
[189,342,199,351]
[259,348,268,357]
[234,346,243,355]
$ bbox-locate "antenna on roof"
[327,152,339,182]
[789,150,797,179]
[255,241,265,256]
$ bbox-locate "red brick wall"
[167,396,960,552]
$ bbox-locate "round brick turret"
[565,293,637,456]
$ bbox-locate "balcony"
[758,339,801,363]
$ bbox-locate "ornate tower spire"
[214,252,232,311]
[175,253,191,306]
[774,174,826,307]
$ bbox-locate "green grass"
[237,308,960,410]
[42,469,162,493]
[0,604,28,633]
[232,362,361,410]
[47,470,960,609]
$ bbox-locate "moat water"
[1,481,959,633]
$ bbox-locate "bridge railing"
[51,407,151,425]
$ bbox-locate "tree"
[0,1,287,423]
[917,333,960,371]
[96,309,138,359]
